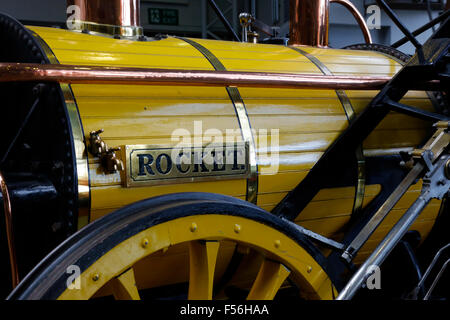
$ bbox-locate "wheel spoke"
[247,259,291,300]
[188,241,220,300]
[111,267,141,300]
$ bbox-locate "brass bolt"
[307,266,313,273]
[141,238,149,248]
[92,273,100,282]
[234,224,241,233]
[274,240,281,248]
[190,222,198,232]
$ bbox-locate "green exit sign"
[148,8,179,26]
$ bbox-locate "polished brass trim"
[30,31,91,227]
[60,84,91,224]
[0,172,19,288]
[290,46,366,214]
[179,37,258,204]
[123,143,250,187]
[353,145,366,214]
[291,46,356,118]
[227,87,259,204]
[29,31,58,64]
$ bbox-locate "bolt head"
[141,238,149,248]
[234,224,241,233]
[190,222,198,232]
[274,240,281,248]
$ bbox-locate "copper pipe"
[289,0,330,47]
[289,0,372,46]
[0,173,19,289]
[0,63,393,90]
[67,0,140,27]
[330,0,372,44]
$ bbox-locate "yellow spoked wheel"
[9,193,337,300]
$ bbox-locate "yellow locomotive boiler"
[0,0,449,300]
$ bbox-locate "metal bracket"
[281,218,344,250]
[239,12,277,43]
[89,129,124,174]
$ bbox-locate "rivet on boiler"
[274,240,281,248]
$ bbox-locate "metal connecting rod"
[338,190,433,299]
[337,145,450,300]
[341,122,450,263]
[341,162,424,263]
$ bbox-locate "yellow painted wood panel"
[30,27,440,249]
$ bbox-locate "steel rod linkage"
[337,122,450,300]
[407,243,450,299]
[341,122,450,263]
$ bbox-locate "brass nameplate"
[124,142,249,187]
